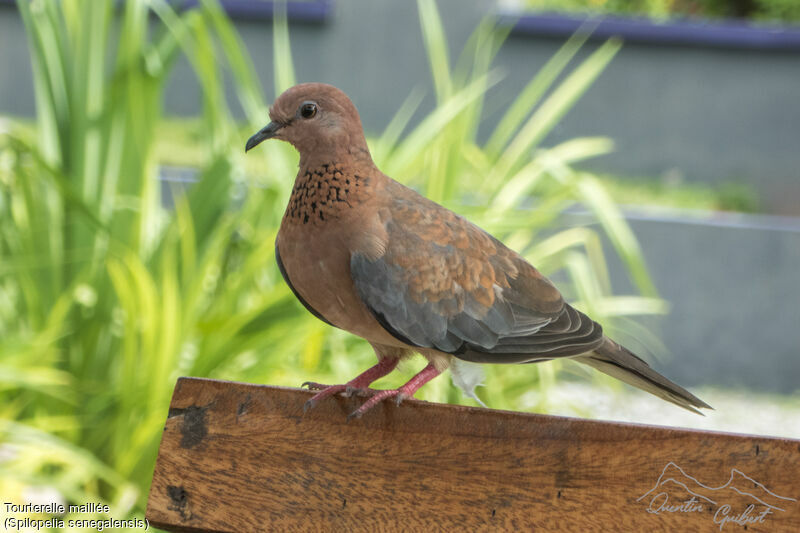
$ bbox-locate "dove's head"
[245,83,371,163]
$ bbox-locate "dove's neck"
[297,139,375,171]
[285,154,379,227]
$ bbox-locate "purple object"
[0,0,333,23]
[497,11,800,50]
[182,0,332,22]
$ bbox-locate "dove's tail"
[576,337,712,415]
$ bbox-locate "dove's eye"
[299,102,317,119]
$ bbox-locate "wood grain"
[146,378,800,532]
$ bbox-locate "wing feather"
[350,186,604,362]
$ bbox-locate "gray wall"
[544,43,800,216]
[0,5,35,116]
[597,212,800,394]
[2,1,799,212]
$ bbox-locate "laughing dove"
[245,83,710,419]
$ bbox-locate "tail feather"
[577,338,712,414]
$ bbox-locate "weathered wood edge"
[145,377,800,532]
[158,376,793,441]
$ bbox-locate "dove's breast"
[275,165,404,348]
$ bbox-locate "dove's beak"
[245,121,283,152]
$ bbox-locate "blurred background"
[0,0,798,528]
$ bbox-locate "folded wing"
[350,191,604,362]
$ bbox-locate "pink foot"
[301,382,381,412]
[302,382,377,397]
[301,358,399,413]
[346,389,407,421]
[346,363,442,421]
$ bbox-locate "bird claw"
[303,398,317,413]
[346,409,363,423]
[394,393,407,406]
[301,381,329,391]
[302,384,346,414]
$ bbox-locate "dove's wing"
[350,186,604,363]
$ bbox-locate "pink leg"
[302,357,400,412]
[347,363,442,421]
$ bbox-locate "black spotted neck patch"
[285,163,370,224]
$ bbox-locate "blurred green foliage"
[146,119,760,213]
[0,0,666,523]
[524,0,800,22]
[754,0,800,22]
[592,173,759,212]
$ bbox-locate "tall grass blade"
[485,30,592,158]
[487,38,621,186]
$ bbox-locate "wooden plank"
[146,377,800,532]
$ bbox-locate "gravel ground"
[519,383,800,440]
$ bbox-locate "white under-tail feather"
[450,359,487,407]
